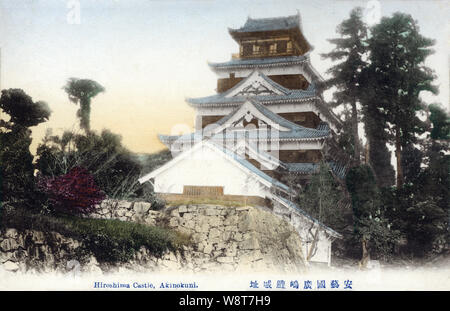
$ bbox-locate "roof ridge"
[272,195,342,238]
[246,13,300,22]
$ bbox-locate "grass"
[0,207,191,264]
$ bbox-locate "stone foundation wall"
[162,204,305,273]
[89,199,160,225]
[1,203,306,274]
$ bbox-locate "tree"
[321,7,368,164]
[409,103,449,255]
[361,90,396,188]
[296,162,345,230]
[35,129,143,199]
[0,89,51,208]
[296,162,348,262]
[346,165,398,266]
[37,166,105,215]
[428,104,450,140]
[365,13,437,188]
[380,103,449,257]
[63,78,104,132]
[0,89,50,128]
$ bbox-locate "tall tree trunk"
[395,129,404,188]
[351,101,360,164]
[79,98,91,133]
[359,237,370,269]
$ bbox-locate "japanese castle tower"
[140,13,345,264]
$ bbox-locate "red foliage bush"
[38,167,105,214]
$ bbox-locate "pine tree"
[321,7,368,164]
[0,89,51,209]
[365,13,437,188]
[346,165,399,265]
[63,78,104,133]
[296,162,345,229]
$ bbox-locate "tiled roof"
[160,99,330,145]
[208,55,307,69]
[187,72,316,106]
[159,127,328,145]
[284,162,319,174]
[284,161,347,179]
[187,85,316,106]
[229,14,301,33]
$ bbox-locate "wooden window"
[277,41,287,53]
[183,185,224,197]
[287,41,293,53]
[242,43,252,56]
[269,43,277,54]
[293,114,306,122]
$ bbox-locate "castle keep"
[140,13,345,265]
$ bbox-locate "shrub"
[37,166,105,215]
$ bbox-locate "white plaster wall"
[154,144,268,198]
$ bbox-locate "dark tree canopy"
[321,7,368,163]
[0,89,51,128]
[0,89,51,209]
[63,78,105,132]
[36,129,143,199]
[296,162,346,230]
[363,13,437,187]
[428,104,450,140]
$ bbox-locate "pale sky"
[0,0,448,154]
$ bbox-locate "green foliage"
[296,162,346,229]
[378,103,449,257]
[321,7,368,162]
[401,144,423,186]
[346,165,399,259]
[0,89,51,209]
[139,149,172,176]
[36,129,143,199]
[335,109,359,161]
[383,184,448,257]
[321,7,368,101]
[362,93,395,188]
[63,78,105,132]
[404,196,447,256]
[0,207,190,263]
[362,13,437,186]
[429,104,450,140]
[346,165,379,214]
[0,129,35,208]
[0,89,51,128]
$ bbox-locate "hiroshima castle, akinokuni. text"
[139,13,348,265]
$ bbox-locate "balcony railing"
[239,47,294,58]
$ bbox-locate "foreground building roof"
[139,140,291,194]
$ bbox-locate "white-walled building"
[139,13,346,265]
